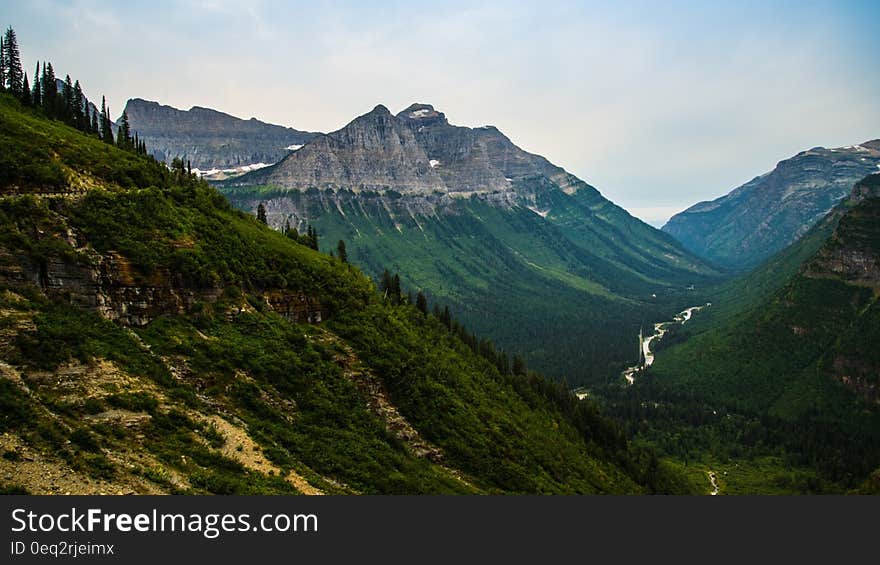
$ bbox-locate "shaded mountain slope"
[663,141,880,269]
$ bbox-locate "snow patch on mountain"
[192,162,271,178]
[527,206,550,218]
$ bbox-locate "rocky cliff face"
[663,141,880,269]
[0,225,325,327]
[123,98,318,170]
[396,103,576,195]
[251,105,446,194]
[231,102,581,203]
[804,174,880,290]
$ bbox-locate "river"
[621,302,711,385]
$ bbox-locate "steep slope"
[0,93,691,495]
[645,174,880,488]
[220,103,721,385]
[663,141,880,269]
[123,98,318,171]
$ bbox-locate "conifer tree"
[416,292,428,316]
[90,106,99,135]
[380,269,393,299]
[391,274,401,305]
[0,37,6,92]
[305,225,318,250]
[31,63,40,108]
[3,27,24,97]
[41,62,56,117]
[256,203,267,224]
[62,74,74,123]
[104,104,115,144]
[20,73,30,106]
[100,96,114,144]
[73,80,85,130]
[336,240,348,263]
[116,110,132,150]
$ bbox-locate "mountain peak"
[397,103,447,124]
[664,142,880,269]
[236,99,573,197]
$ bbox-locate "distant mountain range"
[123,98,318,171]
[663,141,880,270]
[219,102,720,384]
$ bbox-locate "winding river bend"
[571,302,711,400]
[620,302,711,385]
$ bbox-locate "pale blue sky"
[3,0,879,225]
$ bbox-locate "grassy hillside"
[0,94,693,495]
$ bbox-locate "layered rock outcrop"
[804,174,880,289]
[0,241,325,327]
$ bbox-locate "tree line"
[258,206,351,264]
[377,267,528,377]
[1,25,146,155]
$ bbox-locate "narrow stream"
[708,471,720,495]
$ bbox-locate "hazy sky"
[3,0,879,225]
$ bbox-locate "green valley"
[218,104,720,386]
[598,174,880,493]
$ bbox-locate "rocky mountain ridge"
[662,141,880,269]
[230,102,581,203]
[123,98,318,170]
